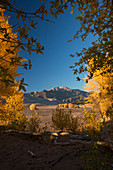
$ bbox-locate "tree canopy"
[70,0,113,82]
[84,58,113,118]
[0,0,113,87]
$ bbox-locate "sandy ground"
[23,104,91,131]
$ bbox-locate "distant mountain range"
[24,87,89,105]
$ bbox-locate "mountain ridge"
[24,87,88,105]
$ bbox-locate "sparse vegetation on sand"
[57,103,79,109]
[51,108,79,133]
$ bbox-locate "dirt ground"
[0,128,113,170]
[0,129,85,170]
[0,104,113,170]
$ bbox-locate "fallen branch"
[68,134,92,141]
[5,129,34,135]
[28,150,36,158]
[4,129,113,151]
[54,139,91,146]
[54,139,113,151]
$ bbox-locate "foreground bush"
[0,95,40,132]
[0,92,24,125]
[27,113,40,132]
[7,113,27,130]
[0,93,42,132]
[52,109,68,130]
[51,108,79,133]
[82,143,113,170]
[6,112,40,132]
[67,116,79,133]
[81,107,103,139]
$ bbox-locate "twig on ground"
[28,150,36,158]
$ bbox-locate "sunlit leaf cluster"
[84,58,113,118]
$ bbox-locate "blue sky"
[7,0,96,92]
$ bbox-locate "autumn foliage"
[0,9,20,97]
[84,57,113,120]
[0,9,25,127]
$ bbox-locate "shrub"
[63,103,68,108]
[0,94,41,132]
[51,109,68,130]
[27,113,40,132]
[7,113,27,130]
[74,104,79,108]
[58,104,63,108]
[67,116,79,133]
[0,92,24,126]
[7,112,41,132]
[30,104,36,110]
[68,103,74,108]
[81,107,103,139]
[51,108,79,133]
[82,144,113,170]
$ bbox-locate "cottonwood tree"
[69,0,113,80]
[69,0,113,117]
[84,57,113,119]
[0,0,113,86]
[0,0,74,88]
[0,9,25,97]
[0,9,25,125]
